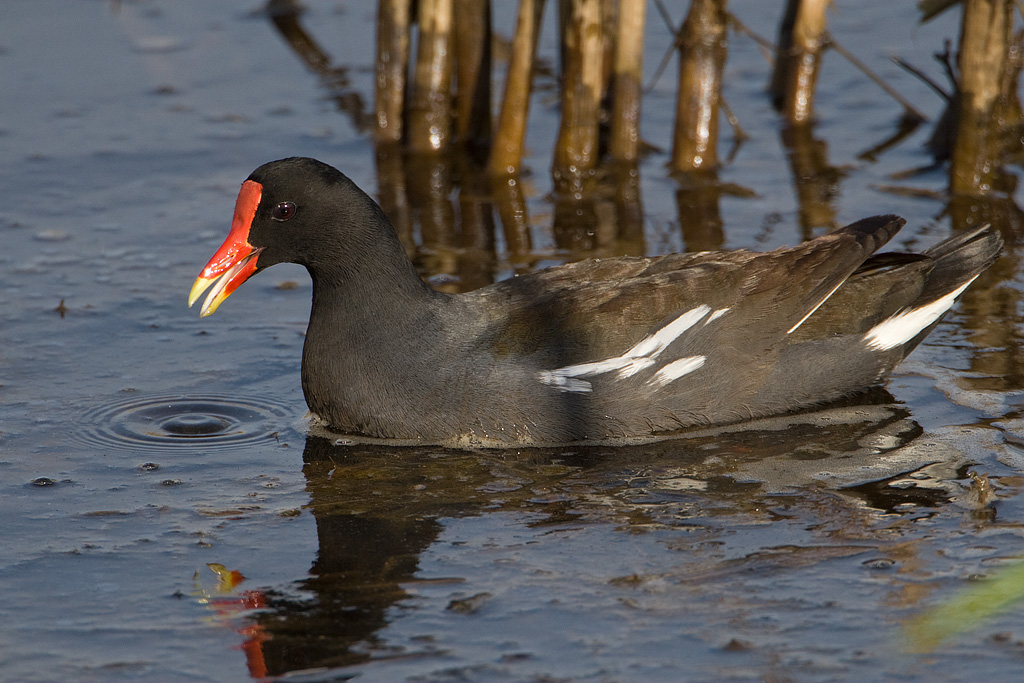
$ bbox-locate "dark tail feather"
[890,224,1002,359]
[835,214,906,255]
[917,224,1003,302]
[924,223,1000,260]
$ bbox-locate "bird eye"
[272,201,296,221]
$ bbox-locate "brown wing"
[469,215,906,365]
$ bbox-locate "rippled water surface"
[3,2,1024,682]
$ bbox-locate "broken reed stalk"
[950,0,1014,195]
[608,0,647,162]
[267,0,331,72]
[407,0,454,153]
[671,0,728,173]
[488,0,547,176]
[770,0,830,125]
[375,0,412,143]
[829,38,928,123]
[453,0,492,152]
[552,0,604,188]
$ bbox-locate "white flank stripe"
[649,356,706,387]
[541,357,634,380]
[705,307,730,325]
[787,280,845,334]
[626,305,711,358]
[615,357,656,379]
[538,305,711,392]
[537,374,593,393]
[864,278,976,351]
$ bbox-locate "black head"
[189,157,410,317]
[245,157,396,272]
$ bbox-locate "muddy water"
[2,2,1024,682]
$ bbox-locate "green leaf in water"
[905,558,1024,652]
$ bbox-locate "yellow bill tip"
[188,275,215,308]
[199,288,230,317]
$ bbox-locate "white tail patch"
[864,278,976,351]
[539,305,713,393]
[648,355,706,387]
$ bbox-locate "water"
[2,1,1023,681]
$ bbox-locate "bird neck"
[301,250,452,438]
[305,220,439,313]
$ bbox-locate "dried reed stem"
[408,0,454,153]
[489,0,546,176]
[375,0,412,143]
[671,0,728,172]
[454,0,492,151]
[553,0,604,185]
[609,0,647,162]
[770,0,829,125]
[951,0,1014,195]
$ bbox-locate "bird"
[189,157,1002,447]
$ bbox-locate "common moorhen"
[189,157,1002,446]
